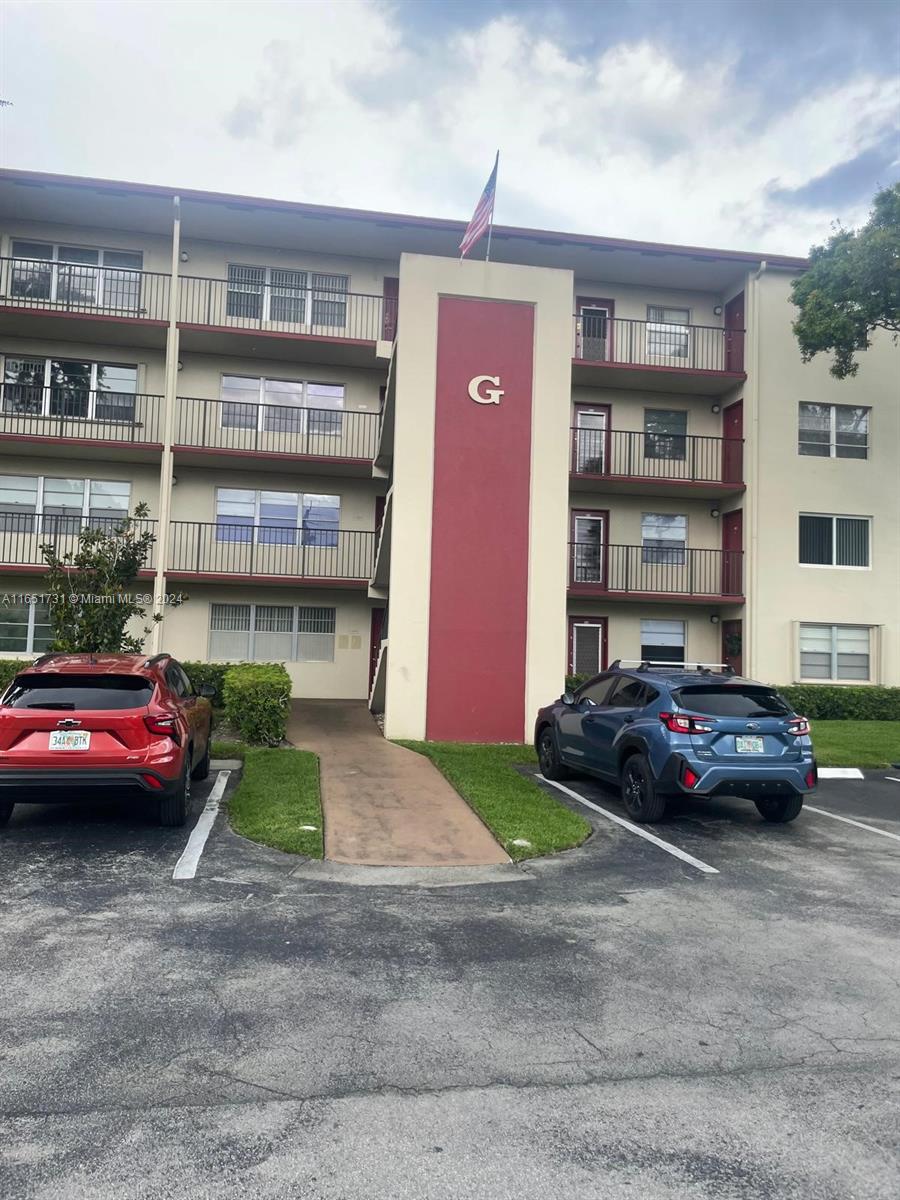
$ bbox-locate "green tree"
[40,502,171,653]
[791,183,900,378]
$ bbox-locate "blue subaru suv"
[535,661,816,824]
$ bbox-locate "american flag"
[459,152,499,260]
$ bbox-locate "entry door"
[572,513,606,584]
[722,399,743,483]
[382,277,399,340]
[574,407,608,474]
[725,292,745,372]
[577,297,614,362]
[721,619,743,675]
[721,509,743,595]
[369,607,385,689]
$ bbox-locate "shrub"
[182,661,233,708]
[223,663,292,746]
[0,658,35,695]
[775,685,900,721]
[565,673,589,692]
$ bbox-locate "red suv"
[0,653,213,828]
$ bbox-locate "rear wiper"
[25,702,76,710]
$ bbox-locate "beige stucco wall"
[0,455,160,513]
[571,387,724,439]
[179,237,396,298]
[168,467,378,528]
[0,223,173,276]
[160,583,372,698]
[567,492,725,550]
[572,279,723,327]
[745,268,900,685]
[176,353,383,412]
[565,600,724,674]
[0,337,166,396]
[384,252,574,741]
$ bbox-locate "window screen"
[571,622,603,675]
[800,624,870,681]
[799,515,869,567]
[644,409,687,460]
[641,513,687,565]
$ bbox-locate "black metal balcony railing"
[0,514,158,569]
[169,523,375,580]
[573,315,745,374]
[0,256,171,322]
[571,428,743,485]
[569,543,743,596]
[174,397,379,460]
[178,276,384,341]
[0,386,164,445]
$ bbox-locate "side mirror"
[198,684,216,699]
[562,691,576,706]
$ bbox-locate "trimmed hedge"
[222,662,292,746]
[775,685,900,721]
[182,661,233,708]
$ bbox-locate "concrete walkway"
[287,700,509,866]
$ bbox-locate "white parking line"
[172,771,230,881]
[805,804,900,845]
[818,767,864,780]
[885,777,900,784]
[539,776,720,875]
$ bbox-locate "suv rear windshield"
[3,674,154,710]
[672,686,791,718]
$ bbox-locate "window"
[644,409,687,460]
[640,619,685,664]
[798,404,869,459]
[578,676,616,706]
[10,240,142,310]
[4,674,154,709]
[0,598,52,654]
[799,514,869,567]
[215,488,340,547]
[800,624,871,681]
[219,375,345,437]
[572,513,605,583]
[1,356,138,421]
[0,474,130,533]
[672,686,791,717]
[642,513,687,565]
[607,677,648,708]
[570,618,605,675]
[646,305,690,358]
[209,603,336,662]
[225,265,349,327]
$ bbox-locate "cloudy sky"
[1,0,898,254]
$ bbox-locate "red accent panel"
[426,297,534,742]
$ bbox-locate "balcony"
[572,315,745,394]
[0,256,170,347]
[568,544,743,603]
[570,428,743,498]
[0,515,158,576]
[173,397,379,475]
[177,276,386,366]
[0,386,163,461]
[167,523,375,587]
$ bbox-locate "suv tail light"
[788,716,811,737]
[659,711,714,734]
[144,715,180,743]
[682,765,700,789]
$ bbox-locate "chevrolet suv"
[0,653,214,828]
[535,661,816,824]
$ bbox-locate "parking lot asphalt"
[1,770,899,1200]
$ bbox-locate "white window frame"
[640,618,686,664]
[0,596,53,656]
[646,305,691,359]
[219,375,345,436]
[641,512,688,565]
[9,240,143,308]
[798,403,870,459]
[213,487,340,547]
[572,513,606,583]
[225,264,349,327]
[799,513,871,570]
[0,474,131,522]
[797,623,873,684]
[0,355,139,420]
[569,617,606,675]
[208,601,336,662]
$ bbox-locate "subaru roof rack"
[610,659,735,675]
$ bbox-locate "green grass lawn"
[397,741,591,861]
[223,746,324,858]
[811,721,900,769]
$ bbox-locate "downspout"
[150,195,182,653]
[746,259,766,678]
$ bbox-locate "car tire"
[0,801,14,828]
[159,759,191,827]
[620,754,667,823]
[537,726,571,781]
[754,794,803,823]
[191,743,211,782]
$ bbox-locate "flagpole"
[485,151,499,263]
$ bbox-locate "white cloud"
[2,0,896,254]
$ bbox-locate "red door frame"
[721,618,743,676]
[570,507,609,589]
[369,607,385,690]
[568,616,608,676]
[576,295,615,363]
[721,508,743,595]
[382,277,399,340]
[571,402,611,475]
[722,398,744,484]
[724,292,745,373]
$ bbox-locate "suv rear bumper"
[658,755,816,798]
[0,767,182,801]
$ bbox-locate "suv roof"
[605,660,758,689]
[20,653,172,677]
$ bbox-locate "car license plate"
[735,735,764,754]
[49,730,91,751]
